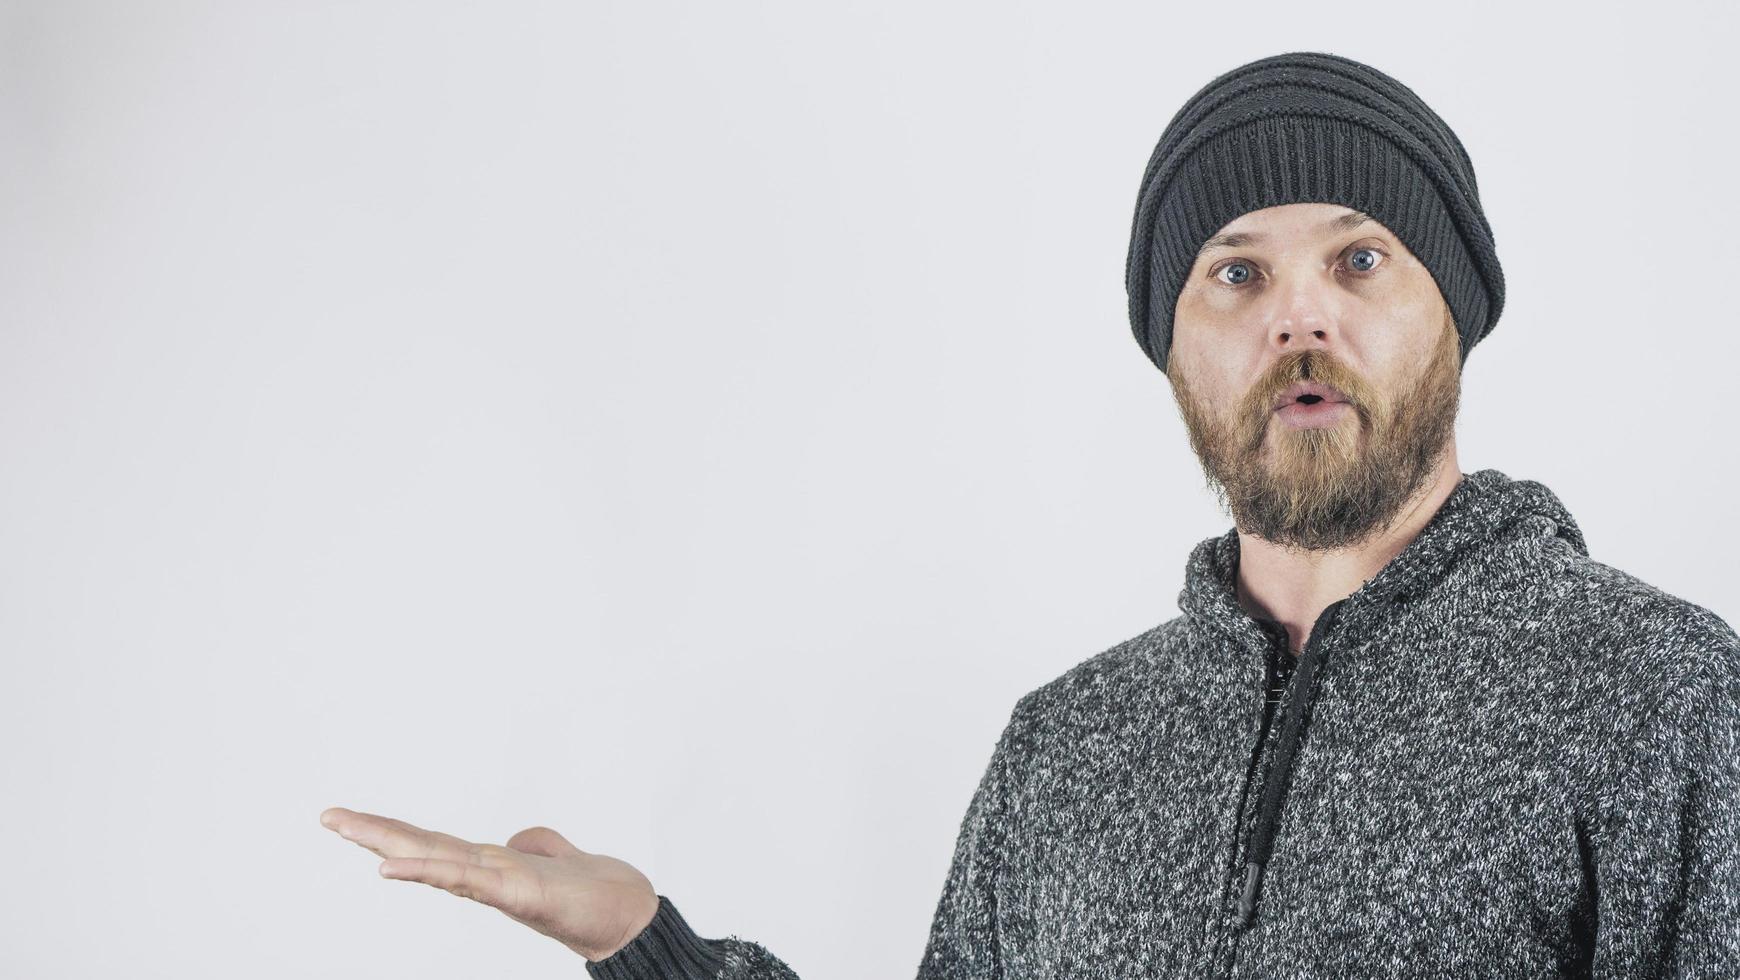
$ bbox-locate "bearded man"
[324,51,1740,980]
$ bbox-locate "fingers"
[319,806,482,867]
[322,807,542,913]
[378,856,509,908]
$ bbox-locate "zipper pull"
[1236,859,1263,927]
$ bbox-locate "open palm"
[319,805,659,962]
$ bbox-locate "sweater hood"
[1177,468,1589,652]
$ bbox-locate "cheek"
[1372,305,1444,369]
[1182,281,1245,318]
[1364,269,1444,334]
[1173,288,1251,359]
[1171,347,1242,414]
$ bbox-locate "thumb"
[504,825,586,858]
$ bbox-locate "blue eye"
[1346,246,1383,272]
[1216,261,1256,286]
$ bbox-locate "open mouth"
[1273,381,1350,410]
[1271,381,1354,428]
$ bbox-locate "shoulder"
[1538,554,1740,815]
[1539,550,1739,679]
[1583,604,1740,832]
[1531,551,1739,751]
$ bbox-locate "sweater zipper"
[1216,618,1291,966]
[1223,600,1349,971]
[1227,622,1292,914]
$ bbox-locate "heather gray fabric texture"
[585,468,1740,978]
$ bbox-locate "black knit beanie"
[1124,51,1506,376]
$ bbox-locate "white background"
[3,2,1736,976]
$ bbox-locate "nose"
[1267,280,1339,359]
[1275,322,1332,355]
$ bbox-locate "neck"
[1233,451,1464,656]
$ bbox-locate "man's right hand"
[319,805,660,962]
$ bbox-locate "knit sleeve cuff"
[584,894,728,980]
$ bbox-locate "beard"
[1166,308,1463,553]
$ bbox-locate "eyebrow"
[1196,210,1376,258]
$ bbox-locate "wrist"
[584,895,728,980]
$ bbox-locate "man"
[321,51,1740,978]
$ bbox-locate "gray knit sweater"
[586,469,1740,979]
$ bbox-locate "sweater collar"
[1177,468,1588,650]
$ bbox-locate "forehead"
[1221,202,1389,239]
[1217,202,1371,234]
